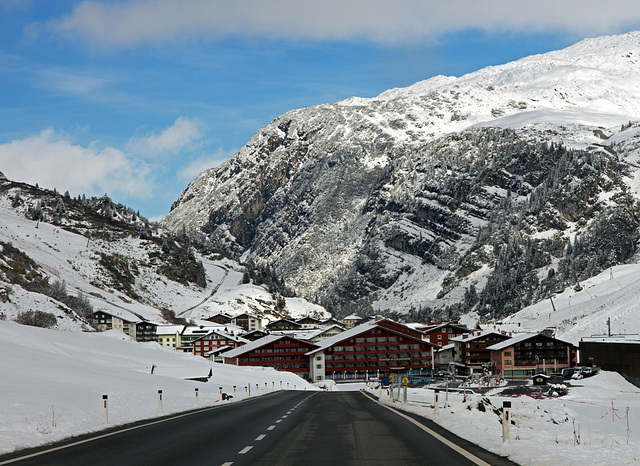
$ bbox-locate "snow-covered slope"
[163,30,640,320]
[0,320,314,455]
[496,263,640,345]
[0,180,327,329]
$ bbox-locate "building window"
[504,351,511,356]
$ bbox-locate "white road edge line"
[0,397,260,465]
[238,446,253,454]
[367,393,491,466]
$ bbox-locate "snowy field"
[369,372,640,465]
[0,321,315,456]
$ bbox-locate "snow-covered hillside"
[0,180,327,329]
[0,321,314,455]
[496,263,640,345]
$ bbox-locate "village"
[90,308,639,388]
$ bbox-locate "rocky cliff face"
[162,31,640,319]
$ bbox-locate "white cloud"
[50,0,640,48]
[128,117,203,157]
[177,149,231,182]
[0,129,153,199]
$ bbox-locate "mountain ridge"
[162,30,640,320]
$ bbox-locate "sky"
[2,1,640,221]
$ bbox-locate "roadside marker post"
[195,388,199,406]
[219,387,223,401]
[402,377,408,403]
[233,385,237,398]
[158,390,163,414]
[502,401,511,443]
[434,389,440,415]
[102,395,108,424]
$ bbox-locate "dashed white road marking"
[221,462,233,466]
[267,425,276,430]
[238,446,253,455]
[275,419,282,423]
[255,434,266,441]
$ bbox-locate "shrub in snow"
[15,310,57,328]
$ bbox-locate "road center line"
[221,462,233,466]
[275,419,282,423]
[267,425,276,430]
[282,415,288,418]
[255,434,266,441]
[238,446,253,454]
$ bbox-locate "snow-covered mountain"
[163,31,640,320]
[0,176,327,330]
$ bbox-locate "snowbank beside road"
[371,372,640,465]
[0,321,315,456]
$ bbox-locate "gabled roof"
[450,329,508,343]
[343,314,362,320]
[232,312,259,319]
[193,329,250,345]
[486,333,577,351]
[297,316,321,323]
[436,343,455,352]
[306,318,438,356]
[421,323,471,334]
[266,318,302,329]
[223,334,284,359]
[226,333,318,359]
[93,309,142,324]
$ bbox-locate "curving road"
[0,391,516,466]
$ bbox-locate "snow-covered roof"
[306,319,436,356]
[450,329,507,343]
[94,308,142,324]
[193,329,250,345]
[486,333,577,351]
[581,335,640,344]
[156,324,185,335]
[223,334,284,359]
[343,314,362,320]
[436,343,455,352]
[421,323,470,333]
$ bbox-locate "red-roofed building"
[420,322,471,347]
[306,318,439,382]
[224,335,319,378]
[192,330,249,358]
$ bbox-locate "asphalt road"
[0,391,516,466]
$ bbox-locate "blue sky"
[2,1,640,221]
